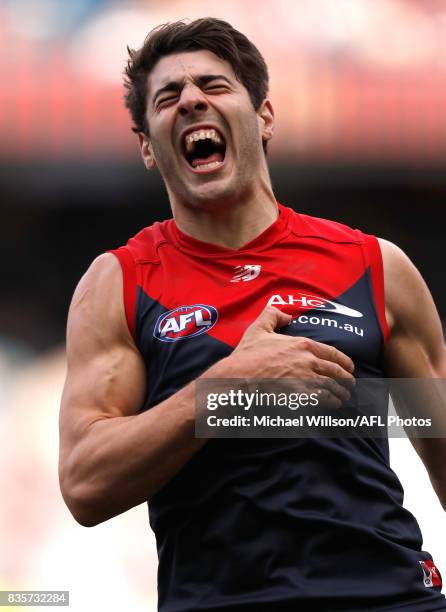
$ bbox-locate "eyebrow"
[151,74,232,107]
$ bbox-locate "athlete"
[59,18,446,612]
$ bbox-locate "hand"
[226,306,355,407]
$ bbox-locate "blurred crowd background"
[1,0,445,610]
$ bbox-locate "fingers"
[297,339,355,408]
[303,338,355,376]
[307,376,352,407]
[313,357,355,385]
[250,306,293,333]
[313,386,343,410]
[311,375,352,400]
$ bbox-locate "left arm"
[379,238,446,510]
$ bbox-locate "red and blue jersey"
[110,203,445,612]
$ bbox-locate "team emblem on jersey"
[230,265,261,282]
[154,305,218,342]
[419,560,442,588]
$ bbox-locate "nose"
[177,84,208,116]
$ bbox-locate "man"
[59,18,446,612]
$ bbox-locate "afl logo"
[154,305,218,342]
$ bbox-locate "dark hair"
[124,18,269,140]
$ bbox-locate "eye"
[157,95,178,108]
[205,84,228,92]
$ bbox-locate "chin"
[184,181,240,210]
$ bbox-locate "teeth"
[194,160,223,170]
[185,128,223,153]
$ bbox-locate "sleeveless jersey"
[110,203,445,612]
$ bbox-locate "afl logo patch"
[154,305,218,342]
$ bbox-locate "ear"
[258,99,274,143]
[138,132,157,170]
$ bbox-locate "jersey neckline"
[166,202,293,258]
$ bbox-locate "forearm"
[390,375,446,512]
[410,437,446,512]
[61,357,232,526]
[430,467,446,513]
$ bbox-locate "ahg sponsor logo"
[154,305,218,342]
[267,293,363,318]
[292,314,364,337]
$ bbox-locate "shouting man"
[59,18,446,612]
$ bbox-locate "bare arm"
[59,254,354,527]
[380,238,446,509]
[59,254,209,526]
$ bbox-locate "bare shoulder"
[69,253,124,325]
[70,253,122,314]
[72,251,121,292]
[377,237,418,290]
[377,238,428,333]
[67,253,132,359]
[377,237,445,375]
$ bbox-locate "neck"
[169,178,278,250]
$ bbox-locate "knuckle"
[308,356,319,371]
[297,337,312,351]
[325,378,335,391]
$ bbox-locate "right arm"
[59,254,354,527]
[59,253,211,526]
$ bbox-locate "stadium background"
[1,0,445,610]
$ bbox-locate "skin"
[379,239,446,509]
[138,50,277,249]
[59,50,446,527]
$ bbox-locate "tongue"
[191,151,223,168]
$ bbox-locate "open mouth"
[182,128,226,172]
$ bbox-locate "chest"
[134,244,384,408]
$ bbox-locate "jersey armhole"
[108,247,137,339]
[362,234,391,344]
